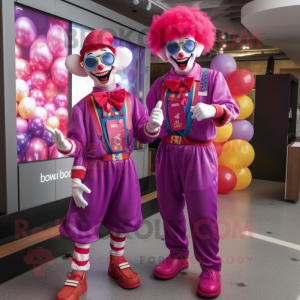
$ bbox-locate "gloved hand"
[146,101,163,132]
[72,178,91,208]
[190,103,216,122]
[46,126,72,152]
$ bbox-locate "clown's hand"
[72,178,91,209]
[46,127,72,152]
[146,101,163,132]
[190,103,216,122]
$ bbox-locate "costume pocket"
[106,119,127,152]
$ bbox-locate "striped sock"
[110,231,126,256]
[71,243,91,271]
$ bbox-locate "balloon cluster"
[211,54,255,193]
[15,13,69,162]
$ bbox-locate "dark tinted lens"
[84,57,98,69]
[183,40,195,53]
[101,52,115,66]
[166,42,180,54]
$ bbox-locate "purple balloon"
[17,132,30,155]
[17,154,25,163]
[211,54,237,78]
[25,137,48,161]
[127,68,136,85]
[15,17,37,48]
[28,117,45,137]
[41,129,55,147]
[54,93,68,108]
[16,117,29,133]
[228,120,254,142]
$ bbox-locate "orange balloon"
[16,79,29,102]
[46,116,60,130]
[18,97,36,119]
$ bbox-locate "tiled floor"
[1,179,300,299]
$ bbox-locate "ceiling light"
[220,48,223,51]
[146,0,152,10]
[133,0,139,4]
[243,46,246,49]
[247,46,249,49]
[223,44,226,48]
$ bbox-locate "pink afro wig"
[146,6,216,56]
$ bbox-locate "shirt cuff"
[211,104,232,127]
[71,166,87,180]
[144,123,160,138]
[57,138,76,156]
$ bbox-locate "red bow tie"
[166,77,194,93]
[92,89,125,118]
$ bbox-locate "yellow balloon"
[236,95,254,120]
[218,139,255,169]
[214,122,233,143]
[16,79,29,102]
[233,168,252,190]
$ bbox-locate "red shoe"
[108,255,141,289]
[153,255,189,279]
[197,267,221,298]
[56,271,87,300]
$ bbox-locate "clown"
[146,6,239,298]
[47,29,163,300]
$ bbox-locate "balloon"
[44,102,56,117]
[226,69,255,96]
[228,120,254,142]
[211,54,237,78]
[26,78,33,91]
[218,165,237,194]
[54,93,68,108]
[16,58,33,81]
[17,154,25,163]
[15,42,23,58]
[51,57,68,86]
[214,122,232,143]
[47,25,68,57]
[16,79,29,102]
[16,117,28,133]
[233,168,252,191]
[25,137,48,161]
[16,102,18,116]
[43,79,58,102]
[58,85,68,95]
[29,89,46,106]
[18,97,36,119]
[16,132,30,155]
[31,70,48,89]
[29,38,53,71]
[28,117,45,137]
[15,17,37,48]
[219,139,255,170]
[213,142,223,157]
[49,144,67,159]
[41,129,55,147]
[33,107,48,123]
[232,96,240,109]
[55,107,68,128]
[48,18,69,32]
[236,95,254,120]
[46,116,60,130]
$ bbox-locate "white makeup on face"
[165,37,197,76]
[83,48,117,91]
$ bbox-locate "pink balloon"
[55,107,68,128]
[26,78,33,91]
[48,17,69,32]
[54,93,68,108]
[47,25,68,57]
[15,43,23,58]
[16,117,28,133]
[30,38,53,71]
[43,79,58,102]
[44,102,56,117]
[25,137,48,161]
[58,85,68,95]
[29,89,46,106]
[33,107,48,123]
[31,70,48,89]
[15,17,37,48]
[50,144,66,159]
[16,58,33,81]
[51,57,68,86]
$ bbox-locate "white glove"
[72,178,91,208]
[190,103,216,122]
[46,126,72,152]
[146,101,163,132]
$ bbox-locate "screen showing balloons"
[15,4,70,163]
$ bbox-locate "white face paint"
[83,48,118,89]
[165,37,202,76]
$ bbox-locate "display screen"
[72,23,145,149]
[15,5,70,163]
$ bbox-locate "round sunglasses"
[166,40,196,55]
[83,52,115,70]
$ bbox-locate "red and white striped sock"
[110,231,126,256]
[71,243,91,271]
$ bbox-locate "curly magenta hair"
[146,6,216,56]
